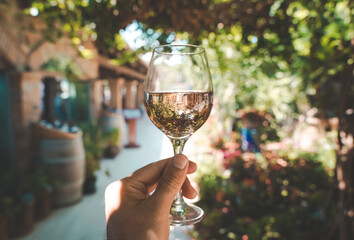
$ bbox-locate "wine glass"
[144,44,213,225]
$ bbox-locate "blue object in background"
[241,128,260,152]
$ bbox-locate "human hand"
[105,154,197,240]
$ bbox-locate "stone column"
[91,80,104,121]
[108,79,118,109]
[108,78,125,110]
[125,118,140,148]
[124,80,141,148]
[125,80,138,109]
[136,82,145,107]
[116,78,125,109]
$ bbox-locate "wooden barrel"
[39,130,85,207]
[102,110,127,150]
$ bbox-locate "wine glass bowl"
[144,91,213,139]
[144,44,213,226]
[145,45,213,95]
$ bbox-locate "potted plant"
[103,128,120,158]
[31,174,53,221]
[11,193,35,238]
[0,170,19,240]
[6,171,36,238]
[0,214,7,240]
[0,196,15,240]
[79,122,108,194]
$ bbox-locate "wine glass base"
[169,203,204,226]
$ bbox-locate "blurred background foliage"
[193,145,336,240]
[23,0,353,123]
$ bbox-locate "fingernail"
[173,154,188,169]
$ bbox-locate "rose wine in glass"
[144,44,213,225]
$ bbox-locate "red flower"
[244,178,255,188]
[234,150,241,157]
[271,163,282,170]
[222,207,229,213]
[216,190,225,202]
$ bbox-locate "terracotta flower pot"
[0,216,8,240]
[9,193,35,238]
[104,145,120,159]
[35,187,52,221]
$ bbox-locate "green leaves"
[27,0,353,119]
[41,57,82,82]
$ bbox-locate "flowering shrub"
[192,139,337,240]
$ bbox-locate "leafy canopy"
[28,0,353,118]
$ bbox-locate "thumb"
[149,154,189,213]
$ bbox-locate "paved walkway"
[18,112,192,240]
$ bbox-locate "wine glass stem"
[171,138,187,155]
[170,137,188,210]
